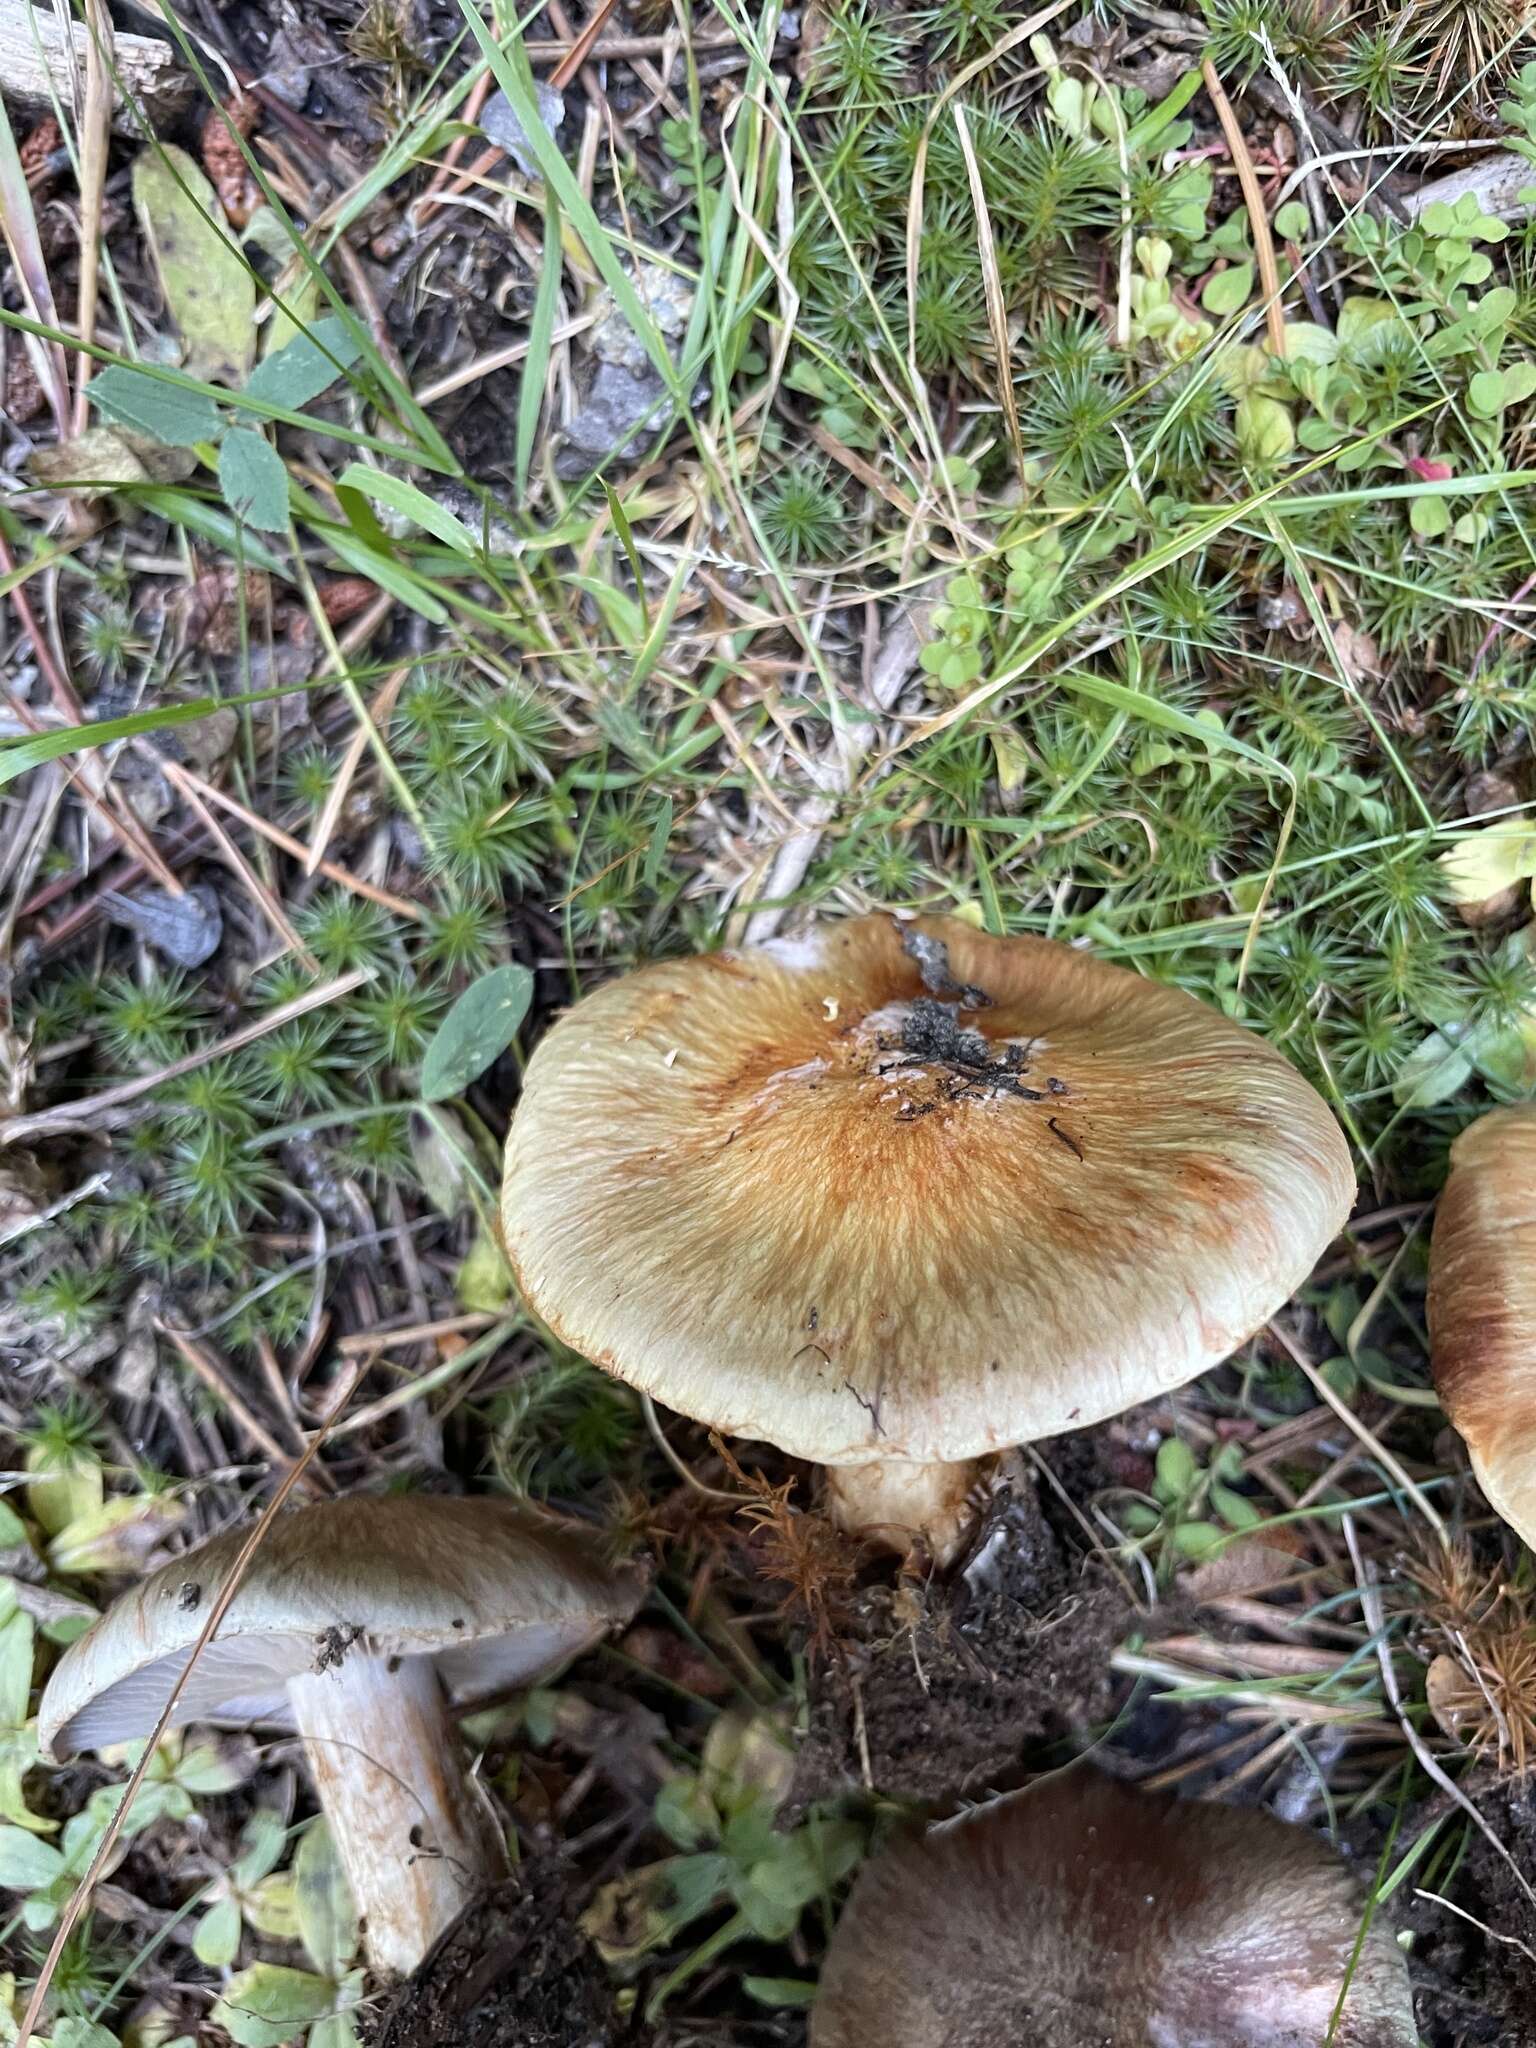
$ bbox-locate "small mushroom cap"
[501,915,1353,1466]
[40,1496,643,1759]
[1428,1103,1536,1544]
[811,1770,1417,2048]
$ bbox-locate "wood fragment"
[0,2,191,134]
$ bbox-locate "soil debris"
[370,1859,625,2048]
[791,1467,1129,1809]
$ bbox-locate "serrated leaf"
[335,462,480,555]
[132,145,255,386]
[245,317,363,411]
[90,365,222,447]
[217,430,290,532]
[212,1964,336,2048]
[420,963,533,1103]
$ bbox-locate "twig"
[158,757,319,968]
[14,1359,364,2048]
[172,763,425,923]
[338,1311,498,1356]
[158,1324,335,1494]
[1202,57,1287,359]
[71,0,112,435]
[0,968,371,1145]
[304,663,408,875]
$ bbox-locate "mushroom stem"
[287,1653,509,1976]
[823,1459,981,1565]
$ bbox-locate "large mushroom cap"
[811,1770,1417,2048]
[502,914,1354,1466]
[40,1495,642,1758]
[1428,1103,1536,1543]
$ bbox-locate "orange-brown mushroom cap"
[501,915,1354,1467]
[1428,1103,1536,1543]
[811,1770,1417,2048]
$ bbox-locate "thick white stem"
[287,1652,508,1976]
[823,1458,983,1567]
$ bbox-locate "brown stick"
[1202,58,1287,360]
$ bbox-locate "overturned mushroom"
[1428,1102,1536,1543]
[39,1496,643,1975]
[812,1769,1417,2048]
[502,913,1353,1560]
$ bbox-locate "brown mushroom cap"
[1428,1103,1536,1542]
[39,1495,641,1758]
[811,1770,1417,2048]
[501,914,1354,1466]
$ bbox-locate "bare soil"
[791,1461,1131,1809]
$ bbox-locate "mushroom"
[501,913,1353,1561]
[38,1495,643,1975]
[1427,1102,1536,1542]
[811,1769,1417,2048]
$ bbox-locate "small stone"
[102,880,222,966]
[480,83,565,179]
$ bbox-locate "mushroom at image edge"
[38,1495,643,1976]
[501,913,1354,1560]
[1427,1101,1536,1543]
[811,1769,1417,2048]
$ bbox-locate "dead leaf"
[132,143,255,385]
[28,426,197,488]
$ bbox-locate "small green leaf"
[1154,1436,1198,1502]
[1170,1520,1226,1559]
[212,1964,337,2048]
[1272,201,1309,241]
[336,462,480,556]
[1211,1484,1264,1531]
[218,430,290,531]
[90,365,222,447]
[742,1976,818,2008]
[193,1893,243,1968]
[1393,1026,1475,1108]
[245,316,362,411]
[294,1817,358,1981]
[0,1823,64,1890]
[1469,368,1510,416]
[420,963,534,1102]
[1201,261,1253,316]
[232,1807,289,1889]
[1410,491,1452,538]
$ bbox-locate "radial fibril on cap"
[40,1496,642,1976]
[502,913,1354,1556]
[811,1770,1417,2048]
[1428,1102,1536,1546]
